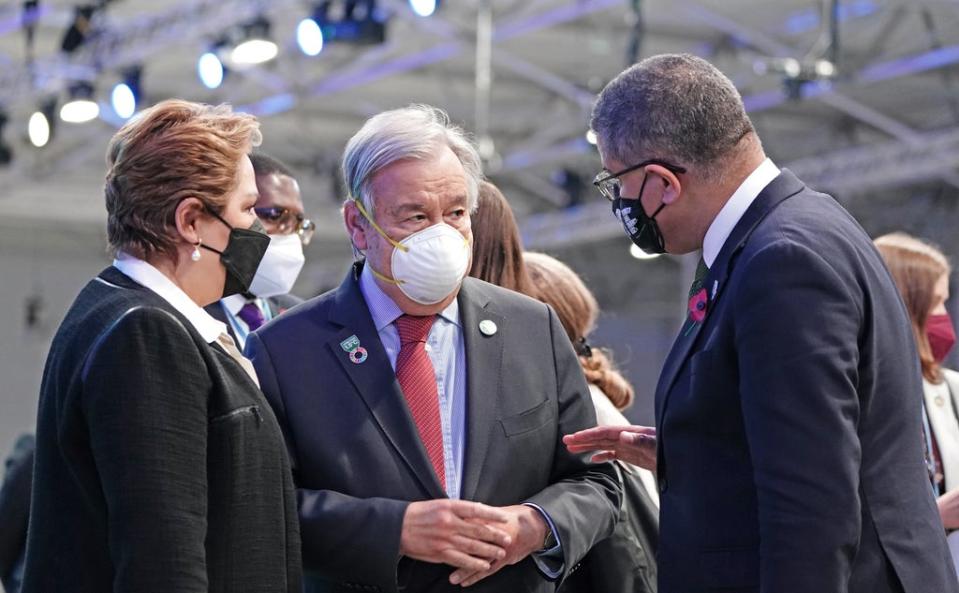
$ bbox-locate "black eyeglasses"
[592,159,687,202]
[254,207,316,245]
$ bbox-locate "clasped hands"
[399,499,547,587]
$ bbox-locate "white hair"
[342,104,483,219]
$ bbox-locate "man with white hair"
[246,104,620,593]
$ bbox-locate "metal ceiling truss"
[0,0,301,106]
[521,125,959,250]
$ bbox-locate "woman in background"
[875,232,959,572]
[22,100,301,593]
[468,180,535,295]
[524,251,658,593]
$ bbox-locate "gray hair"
[342,104,483,219]
[590,54,755,173]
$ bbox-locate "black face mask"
[611,172,667,254]
[200,211,270,298]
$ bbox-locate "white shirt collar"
[358,262,460,330]
[113,252,227,343]
[702,158,781,268]
[222,294,253,316]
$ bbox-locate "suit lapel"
[458,280,505,500]
[655,169,807,428]
[327,265,446,499]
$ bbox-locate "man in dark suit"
[246,104,620,593]
[206,153,311,348]
[564,54,959,593]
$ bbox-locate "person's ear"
[646,164,683,205]
[343,200,370,251]
[174,197,207,245]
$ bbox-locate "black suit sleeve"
[525,306,622,581]
[733,240,862,593]
[81,307,212,592]
[245,331,409,592]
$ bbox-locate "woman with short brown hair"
[23,99,302,593]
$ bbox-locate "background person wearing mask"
[22,100,302,593]
[874,232,959,574]
[245,104,620,593]
[206,152,311,348]
[524,252,659,593]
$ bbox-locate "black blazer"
[245,265,621,593]
[654,170,957,593]
[22,266,302,593]
[206,293,303,345]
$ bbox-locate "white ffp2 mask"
[248,233,306,298]
[387,223,470,305]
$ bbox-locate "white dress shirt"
[702,158,781,267]
[925,370,959,492]
[358,264,564,576]
[358,263,467,499]
[112,252,226,344]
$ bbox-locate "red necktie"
[395,314,446,489]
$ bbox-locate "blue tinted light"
[111,82,136,119]
[297,18,324,56]
[198,52,224,89]
[410,0,437,18]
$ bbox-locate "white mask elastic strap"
[369,264,404,287]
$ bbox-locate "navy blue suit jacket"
[246,267,620,593]
[654,170,957,593]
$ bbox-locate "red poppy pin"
[688,288,708,323]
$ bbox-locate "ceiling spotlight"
[111,66,142,120]
[229,17,278,67]
[60,81,100,124]
[410,0,439,17]
[28,112,50,148]
[297,16,324,56]
[629,244,660,260]
[198,51,225,89]
[814,59,837,78]
[28,98,57,148]
[314,0,387,46]
[585,130,598,145]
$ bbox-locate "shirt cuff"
[522,502,564,580]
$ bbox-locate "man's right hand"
[399,499,513,571]
[563,425,658,471]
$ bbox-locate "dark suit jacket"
[245,265,621,593]
[654,170,958,593]
[559,462,658,593]
[206,293,303,345]
[22,266,302,593]
[0,434,34,593]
